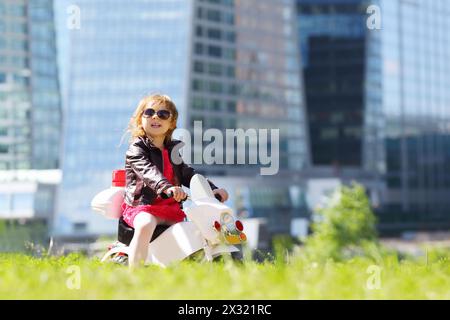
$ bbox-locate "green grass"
[0,250,449,300]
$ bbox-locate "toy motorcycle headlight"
[220,212,233,225]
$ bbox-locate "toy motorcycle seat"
[118,217,171,246]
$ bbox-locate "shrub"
[304,182,379,261]
[0,220,48,253]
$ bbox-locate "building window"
[208,45,222,57]
[196,7,204,19]
[227,66,235,77]
[224,48,235,60]
[9,4,26,17]
[195,43,204,55]
[208,28,221,40]
[225,31,236,43]
[192,79,205,92]
[192,97,205,110]
[320,128,338,140]
[206,9,221,22]
[227,101,236,112]
[73,222,87,233]
[209,81,223,94]
[344,126,361,138]
[228,83,238,95]
[211,99,221,111]
[194,61,204,73]
[196,25,203,37]
[208,62,222,75]
[223,12,234,24]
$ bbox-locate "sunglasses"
[143,108,171,120]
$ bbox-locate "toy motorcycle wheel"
[111,253,128,266]
[101,242,129,266]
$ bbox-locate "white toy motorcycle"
[91,170,246,267]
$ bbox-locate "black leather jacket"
[124,136,218,207]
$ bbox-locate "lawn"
[0,250,449,300]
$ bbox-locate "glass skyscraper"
[0,0,61,227]
[53,0,192,236]
[188,0,309,234]
[53,0,309,238]
[0,0,61,170]
[380,0,450,230]
[296,0,383,173]
[296,0,450,232]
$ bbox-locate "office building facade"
[0,0,61,225]
[296,0,450,232]
[0,0,61,170]
[53,0,193,236]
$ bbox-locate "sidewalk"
[380,231,450,256]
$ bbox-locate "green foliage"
[272,235,299,264]
[304,182,379,261]
[0,221,48,253]
[0,220,6,234]
[423,246,450,264]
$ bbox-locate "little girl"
[123,94,228,268]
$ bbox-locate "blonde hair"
[127,94,178,144]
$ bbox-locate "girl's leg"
[128,212,158,269]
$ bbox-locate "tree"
[304,182,378,261]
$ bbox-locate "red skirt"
[121,199,186,228]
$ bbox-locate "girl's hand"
[165,186,188,202]
[213,188,229,203]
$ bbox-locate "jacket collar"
[139,135,183,151]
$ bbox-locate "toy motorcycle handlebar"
[162,190,223,202]
[164,190,189,202]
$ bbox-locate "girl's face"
[141,104,174,139]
